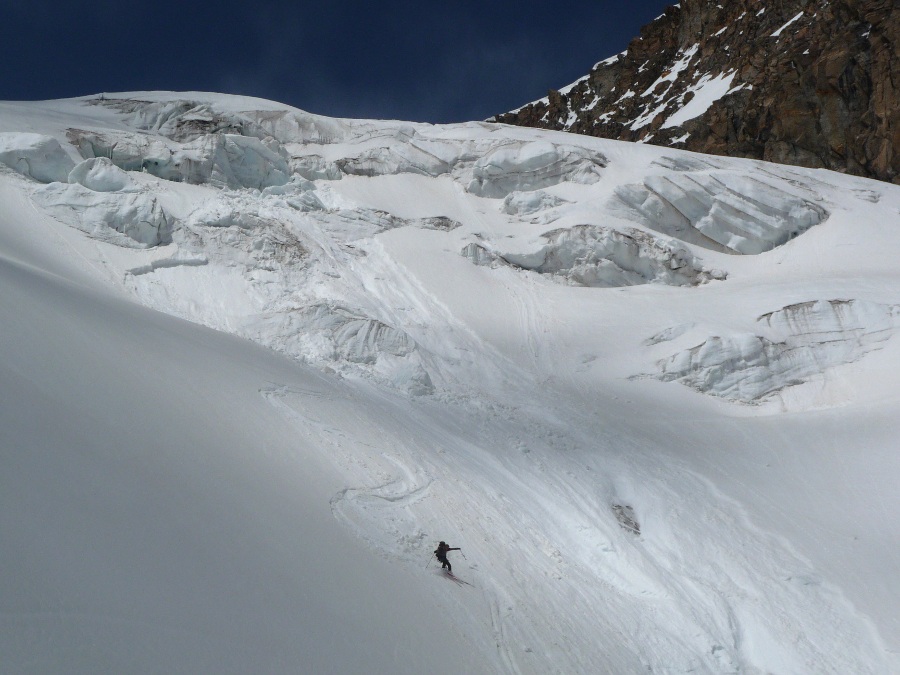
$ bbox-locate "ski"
[441,570,473,587]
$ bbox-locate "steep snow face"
[2,93,900,675]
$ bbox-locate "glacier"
[1,92,899,674]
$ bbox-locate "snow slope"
[0,191,488,674]
[2,93,899,674]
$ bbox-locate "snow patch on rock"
[661,71,739,129]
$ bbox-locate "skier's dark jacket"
[434,541,459,562]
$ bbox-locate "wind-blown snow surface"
[2,93,899,674]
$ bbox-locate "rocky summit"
[493,0,899,184]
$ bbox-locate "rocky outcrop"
[493,0,899,184]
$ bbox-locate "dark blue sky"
[2,1,672,123]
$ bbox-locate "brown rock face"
[492,0,899,184]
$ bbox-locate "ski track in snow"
[262,384,438,560]
[262,377,889,674]
[263,382,536,674]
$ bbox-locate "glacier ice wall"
[0,133,74,183]
[612,158,829,254]
[655,300,899,402]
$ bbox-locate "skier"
[434,541,461,573]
